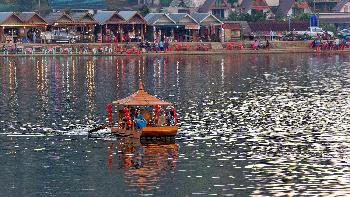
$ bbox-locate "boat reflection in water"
[106,137,178,194]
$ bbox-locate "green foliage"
[0,0,49,11]
[127,0,138,4]
[274,9,285,21]
[250,10,267,22]
[304,0,314,8]
[0,3,17,11]
[227,0,238,4]
[293,13,310,22]
[138,5,150,17]
[160,0,171,6]
[228,11,245,21]
[228,11,267,22]
[320,23,337,34]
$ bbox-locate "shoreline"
[1,48,350,57]
[1,41,349,56]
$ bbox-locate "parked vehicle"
[294,26,334,38]
[41,30,79,43]
[282,33,308,41]
[337,29,350,38]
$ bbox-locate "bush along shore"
[1,41,350,56]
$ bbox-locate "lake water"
[1,54,350,196]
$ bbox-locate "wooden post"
[141,24,144,41]
[119,24,122,43]
[0,26,4,43]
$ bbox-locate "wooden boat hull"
[141,126,178,137]
[111,126,177,138]
[111,127,142,138]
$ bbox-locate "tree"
[228,11,267,22]
[227,0,238,5]
[293,13,310,22]
[320,23,336,34]
[228,11,245,21]
[138,5,150,17]
[160,0,171,6]
[250,10,267,22]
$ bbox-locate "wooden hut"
[191,13,222,42]
[93,10,125,43]
[70,12,97,42]
[45,12,76,27]
[168,13,199,42]
[222,21,242,41]
[144,13,176,41]
[0,12,24,43]
[118,11,147,42]
[18,12,48,43]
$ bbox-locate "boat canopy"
[113,81,173,106]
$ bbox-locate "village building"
[222,21,243,41]
[190,13,222,41]
[144,13,177,41]
[314,0,341,12]
[138,0,161,7]
[317,0,350,29]
[248,20,309,38]
[239,0,271,16]
[274,0,311,18]
[265,0,279,7]
[332,0,350,12]
[0,12,25,43]
[18,12,48,43]
[70,12,97,42]
[168,13,200,41]
[93,10,125,43]
[44,12,76,29]
[118,11,147,42]
[197,0,232,19]
[319,12,350,29]
[145,12,223,42]
[168,0,205,13]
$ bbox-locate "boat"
[109,81,178,138]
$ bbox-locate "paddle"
[87,124,110,134]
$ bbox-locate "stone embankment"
[0,41,348,56]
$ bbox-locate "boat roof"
[113,81,173,106]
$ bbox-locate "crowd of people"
[310,37,349,51]
[119,106,177,130]
[137,39,171,53]
[250,39,271,50]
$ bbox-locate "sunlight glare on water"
[1,54,350,196]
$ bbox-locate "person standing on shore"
[155,41,159,53]
[145,40,150,53]
[159,40,164,52]
[33,31,36,43]
[335,37,340,50]
[266,39,270,50]
[164,37,169,51]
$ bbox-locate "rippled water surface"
[1,54,350,196]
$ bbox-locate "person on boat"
[170,107,177,124]
[135,110,146,129]
[152,105,161,126]
[158,108,166,126]
[166,112,174,126]
[122,107,132,129]
[166,107,177,126]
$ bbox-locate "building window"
[345,5,350,12]
[212,9,224,19]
